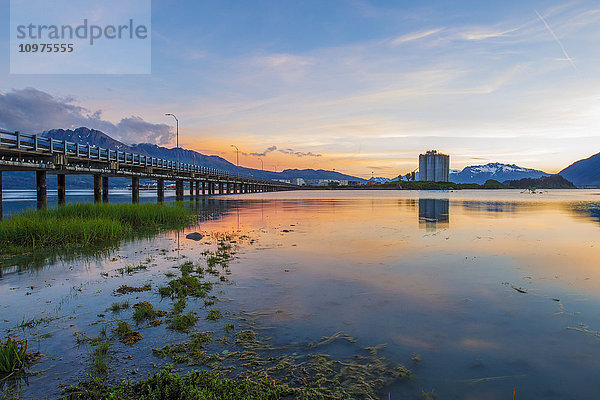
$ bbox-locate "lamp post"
[165,113,179,170]
[230,145,239,177]
[258,157,263,172]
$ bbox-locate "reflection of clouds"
[392,334,437,350]
[459,338,501,351]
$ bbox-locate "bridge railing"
[0,129,293,185]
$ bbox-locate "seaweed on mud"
[113,321,142,345]
[114,284,151,295]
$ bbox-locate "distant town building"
[306,179,346,186]
[274,179,291,184]
[419,150,449,182]
[292,178,306,186]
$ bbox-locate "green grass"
[109,301,129,312]
[132,301,156,322]
[206,310,222,321]
[62,366,294,399]
[113,321,142,345]
[0,203,190,254]
[90,342,110,376]
[159,275,209,299]
[0,338,27,375]
[167,312,198,332]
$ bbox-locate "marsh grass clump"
[0,203,190,255]
[162,275,209,299]
[109,301,129,312]
[172,298,186,315]
[114,321,142,345]
[90,342,110,376]
[115,283,151,295]
[0,338,27,376]
[132,301,157,322]
[167,312,198,332]
[117,264,147,275]
[180,261,194,277]
[62,366,294,399]
[206,310,222,321]
[19,315,56,329]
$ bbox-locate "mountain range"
[0,127,597,188]
[449,163,549,185]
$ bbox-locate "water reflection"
[2,190,600,400]
[419,198,449,231]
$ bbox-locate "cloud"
[389,28,443,46]
[0,87,174,145]
[248,145,321,158]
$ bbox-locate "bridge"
[0,129,297,216]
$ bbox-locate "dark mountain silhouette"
[559,152,600,187]
[504,174,576,189]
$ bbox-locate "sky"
[1,0,600,178]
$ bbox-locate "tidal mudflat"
[2,190,600,399]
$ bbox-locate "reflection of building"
[419,198,449,231]
[419,150,449,182]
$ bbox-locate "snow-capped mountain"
[367,177,395,184]
[450,163,549,184]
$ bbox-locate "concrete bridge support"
[202,181,206,195]
[175,180,184,201]
[36,170,47,209]
[131,177,139,204]
[94,175,101,203]
[189,181,194,198]
[57,174,66,205]
[0,171,3,219]
[102,176,109,203]
[195,180,200,199]
[157,178,165,203]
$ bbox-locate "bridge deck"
[0,129,297,215]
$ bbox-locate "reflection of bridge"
[0,129,297,214]
[418,198,449,231]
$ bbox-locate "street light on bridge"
[230,144,239,177]
[165,113,179,170]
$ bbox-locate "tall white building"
[419,150,450,182]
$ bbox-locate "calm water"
[2,189,600,399]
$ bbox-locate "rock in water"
[185,232,204,241]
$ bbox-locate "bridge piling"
[202,181,206,195]
[0,171,3,219]
[102,176,109,203]
[57,174,66,205]
[36,170,47,209]
[175,180,184,201]
[131,177,139,204]
[189,181,194,198]
[195,180,200,199]
[93,175,101,203]
[157,178,164,202]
